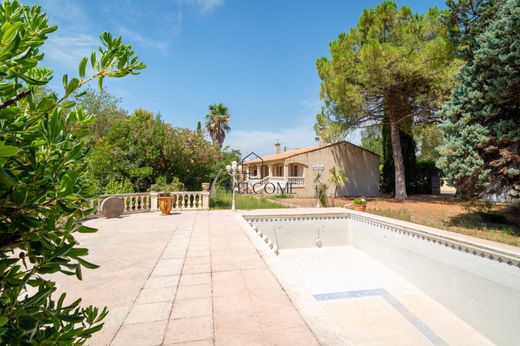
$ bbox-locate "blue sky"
[32,0,444,156]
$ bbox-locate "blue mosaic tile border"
[314,289,448,346]
[244,214,520,269]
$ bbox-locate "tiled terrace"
[56,211,318,346]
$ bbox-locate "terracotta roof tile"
[243,143,335,164]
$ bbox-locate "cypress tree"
[382,119,417,195]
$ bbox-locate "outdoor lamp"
[226,161,241,211]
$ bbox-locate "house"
[242,141,380,198]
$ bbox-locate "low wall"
[89,190,210,217]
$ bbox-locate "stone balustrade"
[288,176,305,187]
[89,190,210,217]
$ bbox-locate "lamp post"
[312,163,325,208]
[226,160,242,212]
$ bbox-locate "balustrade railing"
[288,176,305,187]
[89,190,209,217]
[171,192,204,210]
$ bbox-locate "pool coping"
[240,207,520,268]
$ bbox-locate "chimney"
[275,142,281,154]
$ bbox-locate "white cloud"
[225,116,318,157]
[113,7,183,53]
[224,113,364,157]
[45,32,98,69]
[181,0,225,15]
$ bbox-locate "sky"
[31,0,444,156]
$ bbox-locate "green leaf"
[9,47,32,61]
[0,316,8,327]
[91,51,97,69]
[75,264,83,280]
[0,145,20,157]
[65,78,80,95]
[1,22,22,45]
[77,225,97,233]
[11,70,48,86]
[79,57,88,79]
[62,101,76,109]
[78,258,99,269]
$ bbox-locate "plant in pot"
[150,177,185,215]
[352,197,367,212]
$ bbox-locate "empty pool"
[241,209,520,346]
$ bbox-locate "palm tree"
[205,103,231,146]
[328,167,348,207]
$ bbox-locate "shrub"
[409,160,440,194]
[104,178,135,195]
[0,1,144,343]
[149,176,185,193]
[353,198,367,205]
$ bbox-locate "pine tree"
[316,1,458,200]
[438,0,520,198]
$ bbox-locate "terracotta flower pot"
[158,196,173,215]
[353,204,367,212]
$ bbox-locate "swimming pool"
[240,208,520,345]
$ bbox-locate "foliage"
[205,102,231,146]
[328,167,348,201]
[413,124,443,161]
[104,178,134,194]
[149,176,185,193]
[74,87,127,142]
[168,128,222,190]
[196,121,203,136]
[86,110,220,193]
[313,172,328,207]
[209,189,286,209]
[409,160,440,194]
[381,119,416,195]
[438,0,520,199]
[0,1,144,344]
[313,109,346,143]
[353,198,368,206]
[360,126,383,157]
[446,0,504,60]
[212,146,241,188]
[316,0,459,200]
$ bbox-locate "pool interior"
[280,247,488,345]
[245,213,520,345]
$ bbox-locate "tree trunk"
[389,118,407,200]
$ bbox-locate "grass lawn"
[210,190,288,210]
[279,195,520,247]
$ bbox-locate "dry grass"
[282,195,520,247]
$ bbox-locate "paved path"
[67,211,318,345]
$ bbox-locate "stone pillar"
[150,192,158,212]
[202,191,210,210]
[283,164,289,183]
[268,165,273,177]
